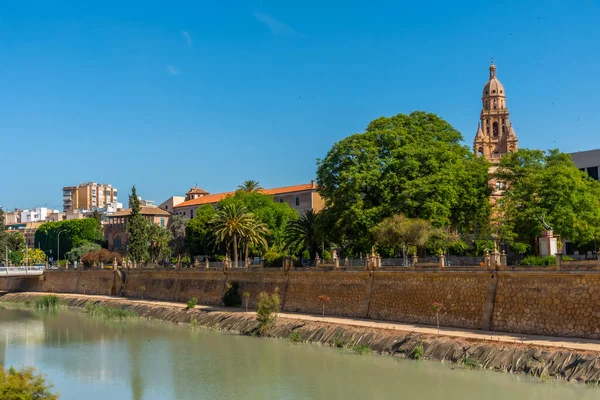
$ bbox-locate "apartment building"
[571,149,600,182]
[63,183,118,212]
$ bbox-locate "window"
[190,209,194,218]
[160,218,165,227]
[295,196,300,206]
[495,182,506,191]
[477,148,484,157]
[492,122,498,137]
[165,205,168,210]
[114,235,121,250]
[279,198,283,203]
[587,166,599,181]
[183,211,186,216]
[492,90,496,94]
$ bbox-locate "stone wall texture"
[7,269,600,339]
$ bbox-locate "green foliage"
[190,317,199,329]
[262,252,300,268]
[316,111,491,255]
[186,205,218,256]
[222,282,242,307]
[127,186,149,263]
[321,250,332,260]
[302,249,310,260]
[496,149,600,247]
[84,303,138,319]
[147,222,173,264]
[352,345,372,355]
[34,218,103,260]
[186,297,198,310]
[288,331,303,343]
[65,240,101,262]
[169,214,188,258]
[0,366,58,400]
[238,180,263,192]
[22,249,46,265]
[212,203,254,267]
[256,289,280,334]
[461,357,481,369]
[34,295,60,310]
[410,344,424,360]
[521,255,556,267]
[332,334,347,348]
[284,210,322,260]
[373,214,433,256]
[511,242,530,255]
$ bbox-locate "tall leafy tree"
[212,203,254,267]
[126,186,148,263]
[238,180,262,192]
[495,149,600,248]
[169,214,188,258]
[186,205,217,257]
[34,219,103,259]
[316,111,491,254]
[147,222,173,264]
[241,218,270,265]
[284,210,322,261]
[373,214,433,265]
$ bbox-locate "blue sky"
[1,0,599,210]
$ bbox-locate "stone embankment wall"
[3,292,600,383]
[5,268,600,339]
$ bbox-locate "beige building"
[63,182,118,212]
[473,62,519,200]
[172,182,324,218]
[104,206,171,252]
[158,196,186,214]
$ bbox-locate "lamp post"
[57,230,67,264]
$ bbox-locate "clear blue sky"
[1,0,599,210]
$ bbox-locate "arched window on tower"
[493,122,499,137]
[477,147,484,157]
[486,126,489,134]
[502,125,506,135]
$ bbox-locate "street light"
[57,230,67,264]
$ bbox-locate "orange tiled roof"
[110,206,172,217]
[174,183,316,209]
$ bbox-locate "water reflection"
[0,305,598,400]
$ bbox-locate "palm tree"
[212,203,254,267]
[147,223,173,264]
[241,218,270,266]
[238,180,262,193]
[284,210,322,263]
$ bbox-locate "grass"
[186,297,198,310]
[410,344,425,360]
[84,303,138,319]
[288,331,303,343]
[461,357,481,369]
[352,345,372,355]
[34,295,61,310]
[190,317,199,329]
[332,334,347,348]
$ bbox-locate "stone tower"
[474,61,518,165]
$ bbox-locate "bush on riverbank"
[256,289,280,334]
[84,303,137,319]
[222,282,241,307]
[186,297,198,310]
[0,366,58,400]
[34,295,60,310]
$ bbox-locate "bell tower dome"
[474,61,518,165]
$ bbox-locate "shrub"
[34,295,60,310]
[321,250,332,261]
[521,255,556,267]
[186,297,198,310]
[84,303,137,319]
[461,357,480,369]
[562,255,575,261]
[256,289,280,334]
[352,345,371,355]
[333,334,347,348]
[222,282,242,307]
[0,366,58,399]
[411,344,424,360]
[288,331,302,343]
[302,249,310,261]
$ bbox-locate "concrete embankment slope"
[4,269,600,339]
[2,292,600,384]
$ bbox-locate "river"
[0,306,597,399]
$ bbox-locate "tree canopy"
[186,205,217,257]
[34,218,103,260]
[126,186,148,263]
[495,149,600,248]
[316,111,491,254]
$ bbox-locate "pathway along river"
[0,305,598,400]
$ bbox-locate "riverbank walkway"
[12,292,600,353]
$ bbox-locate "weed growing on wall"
[256,288,280,334]
[411,344,424,360]
[288,331,302,343]
[34,295,61,310]
[186,297,198,310]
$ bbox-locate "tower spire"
[489,59,496,79]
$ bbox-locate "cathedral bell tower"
[474,62,518,165]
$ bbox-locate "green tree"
[65,241,101,262]
[0,207,6,260]
[373,214,433,265]
[495,149,600,248]
[284,210,322,262]
[212,203,254,267]
[21,248,46,265]
[0,366,58,400]
[34,218,103,260]
[238,180,263,192]
[3,232,25,265]
[241,217,270,266]
[127,186,149,263]
[316,111,491,254]
[147,222,173,264]
[186,205,218,257]
[218,191,298,252]
[169,214,188,258]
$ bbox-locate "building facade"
[158,196,186,214]
[473,62,519,199]
[104,206,171,252]
[570,149,600,182]
[63,183,118,212]
[20,207,60,223]
[172,182,324,218]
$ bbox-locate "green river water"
[0,306,598,400]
